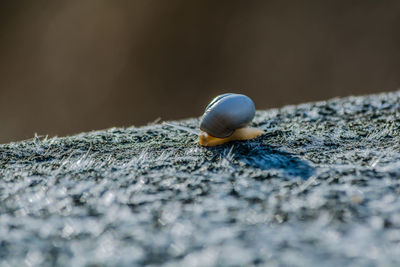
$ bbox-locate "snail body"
[199,93,263,146]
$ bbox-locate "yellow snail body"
[199,93,264,146]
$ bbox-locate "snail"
[199,93,264,146]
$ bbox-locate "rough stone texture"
[1,91,399,266]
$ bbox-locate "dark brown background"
[1,0,399,144]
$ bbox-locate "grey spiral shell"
[200,93,256,138]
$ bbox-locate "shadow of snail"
[208,141,314,180]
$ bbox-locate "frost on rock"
[0,91,400,266]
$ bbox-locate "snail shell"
[200,93,256,138]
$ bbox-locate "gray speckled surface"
[1,91,400,266]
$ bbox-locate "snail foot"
[199,127,264,147]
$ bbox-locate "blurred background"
[1,0,399,143]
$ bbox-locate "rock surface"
[1,91,400,266]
